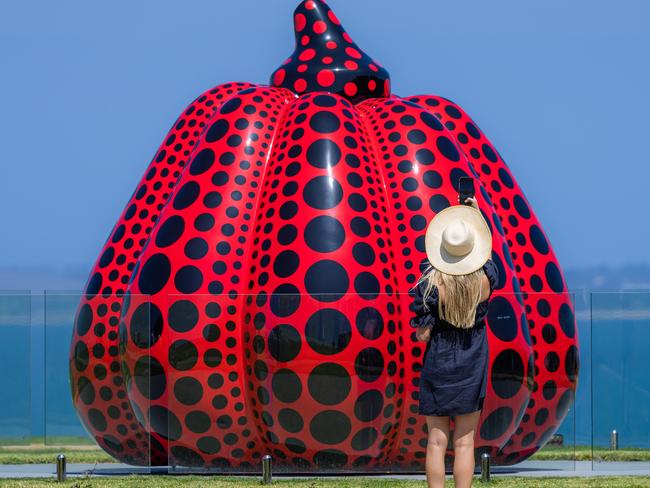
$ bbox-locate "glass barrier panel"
[46,292,152,474]
[591,291,650,471]
[0,293,31,447]
[147,291,580,474]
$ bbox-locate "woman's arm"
[415,325,432,342]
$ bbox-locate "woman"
[410,196,498,488]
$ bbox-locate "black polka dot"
[148,405,182,441]
[76,304,93,336]
[305,308,351,355]
[77,377,94,405]
[420,111,444,131]
[310,111,341,134]
[429,194,450,213]
[221,96,242,114]
[537,299,551,317]
[174,265,203,294]
[480,407,513,441]
[544,351,560,373]
[354,390,383,422]
[278,224,297,246]
[101,435,123,453]
[304,260,349,302]
[168,300,199,333]
[185,238,208,260]
[351,427,378,451]
[355,348,384,382]
[197,436,221,455]
[487,297,518,341]
[482,143,498,162]
[491,349,524,399]
[310,411,351,445]
[185,410,212,434]
[423,170,442,189]
[278,408,304,433]
[189,148,215,176]
[353,307,384,342]
[541,324,557,344]
[306,138,341,167]
[74,341,89,372]
[513,195,531,219]
[272,369,302,403]
[545,262,564,293]
[86,272,102,299]
[313,95,337,107]
[565,345,579,382]
[130,302,163,348]
[542,380,557,400]
[354,272,380,299]
[436,136,460,161]
[408,129,426,144]
[270,284,301,318]
[556,390,574,421]
[305,216,345,253]
[352,243,375,267]
[98,247,114,268]
[415,148,436,166]
[133,355,166,400]
[350,217,370,237]
[530,225,549,255]
[205,120,229,144]
[138,254,171,295]
[168,339,198,371]
[171,446,204,467]
[303,176,343,210]
[308,363,351,406]
[174,377,203,405]
[273,250,300,278]
[348,193,367,212]
[173,182,200,210]
[87,408,107,432]
[498,168,514,189]
[268,324,302,362]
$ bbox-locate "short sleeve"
[408,280,438,329]
[482,258,499,295]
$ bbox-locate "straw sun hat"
[424,205,493,276]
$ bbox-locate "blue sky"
[1,0,649,279]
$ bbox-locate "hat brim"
[425,205,493,275]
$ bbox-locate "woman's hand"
[458,195,479,210]
[416,325,432,342]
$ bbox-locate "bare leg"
[452,411,481,488]
[425,415,450,488]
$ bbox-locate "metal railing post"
[262,454,272,484]
[611,430,619,450]
[480,452,490,482]
[56,454,66,482]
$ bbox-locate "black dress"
[409,259,499,416]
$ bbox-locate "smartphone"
[458,177,475,205]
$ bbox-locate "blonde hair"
[415,264,484,329]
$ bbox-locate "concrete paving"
[1,461,649,479]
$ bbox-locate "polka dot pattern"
[270,0,390,104]
[70,81,257,466]
[356,96,532,466]
[402,94,578,464]
[71,0,577,471]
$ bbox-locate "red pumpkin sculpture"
[69,0,578,470]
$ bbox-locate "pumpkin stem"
[270,0,391,104]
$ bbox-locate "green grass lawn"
[1,476,650,487]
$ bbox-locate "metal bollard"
[480,452,490,482]
[262,454,272,484]
[56,454,66,482]
[611,430,619,450]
